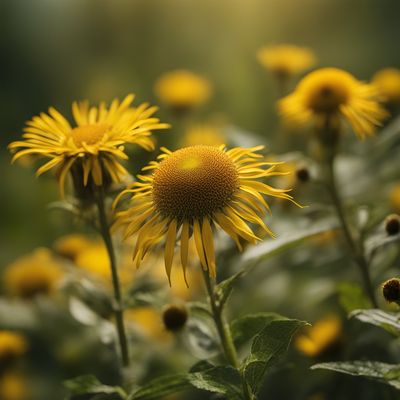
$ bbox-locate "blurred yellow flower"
[0,372,29,400]
[0,331,28,364]
[295,315,342,357]
[125,307,171,342]
[74,242,134,288]
[8,95,169,197]
[279,68,388,139]
[53,234,93,260]
[372,68,400,104]
[182,124,226,147]
[154,70,212,111]
[114,145,298,282]
[257,44,316,78]
[389,184,400,212]
[4,249,63,299]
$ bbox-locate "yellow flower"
[114,145,298,282]
[0,331,28,364]
[372,68,400,104]
[3,249,63,299]
[154,70,212,111]
[74,241,134,287]
[53,234,93,260]
[257,44,316,78]
[8,95,169,197]
[0,372,29,400]
[279,68,388,139]
[389,184,400,212]
[125,307,171,342]
[182,124,226,147]
[295,315,342,357]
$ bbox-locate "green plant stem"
[95,185,130,367]
[201,269,253,400]
[326,153,378,308]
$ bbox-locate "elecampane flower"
[8,94,169,196]
[279,68,388,139]
[372,68,400,104]
[114,145,298,282]
[257,44,316,77]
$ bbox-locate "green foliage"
[312,361,400,390]
[64,375,126,399]
[337,282,372,313]
[216,270,246,309]
[242,318,308,397]
[350,309,400,336]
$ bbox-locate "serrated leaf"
[64,375,125,398]
[243,318,307,396]
[337,282,372,313]
[128,374,191,400]
[242,221,338,264]
[312,361,400,390]
[188,366,243,400]
[350,309,400,336]
[215,270,245,309]
[231,312,282,348]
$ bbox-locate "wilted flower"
[3,249,63,299]
[279,68,388,139]
[257,44,316,79]
[154,70,212,112]
[8,95,169,197]
[114,145,298,282]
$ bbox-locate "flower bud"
[162,304,188,332]
[385,214,400,236]
[382,278,400,304]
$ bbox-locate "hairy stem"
[95,185,130,367]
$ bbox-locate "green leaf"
[243,318,307,396]
[366,230,400,258]
[337,282,372,313]
[312,361,400,390]
[242,221,338,264]
[350,309,400,336]
[189,366,243,400]
[64,375,126,399]
[215,270,245,309]
[128,374,191,400]
[231,312,282,348]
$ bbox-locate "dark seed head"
[382,278,400,303]
[162,304,188,332]
[385,214,400,236]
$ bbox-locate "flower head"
[372,68,400,104]
[8,95,169,197]
[114,145,298,282]
[182,124,226,147]
[3,249,63,299]
[54,234,93,260]
[257,44,316,78]
[0,331,28,365]
[154,70,212,111]
[295,315,342,357]
[0,372,29,400]
[279,68,388,139]
[382,278,400,304]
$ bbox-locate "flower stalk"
[94,183,130,367]
[201,269,254,400]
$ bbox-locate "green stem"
[201,269,253,400]
[326,153,378,308]
[94,185,130,367]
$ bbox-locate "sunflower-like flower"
[114,145,298,282]
[3,249,63,299]
[257,44,316,78]
[295,315,342,357]
[0,331,28,365]
[372,68,400,105]
[8,95,169,196]
[182,124,226,147]
[154,70,212,112]
[279,68,388,139]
